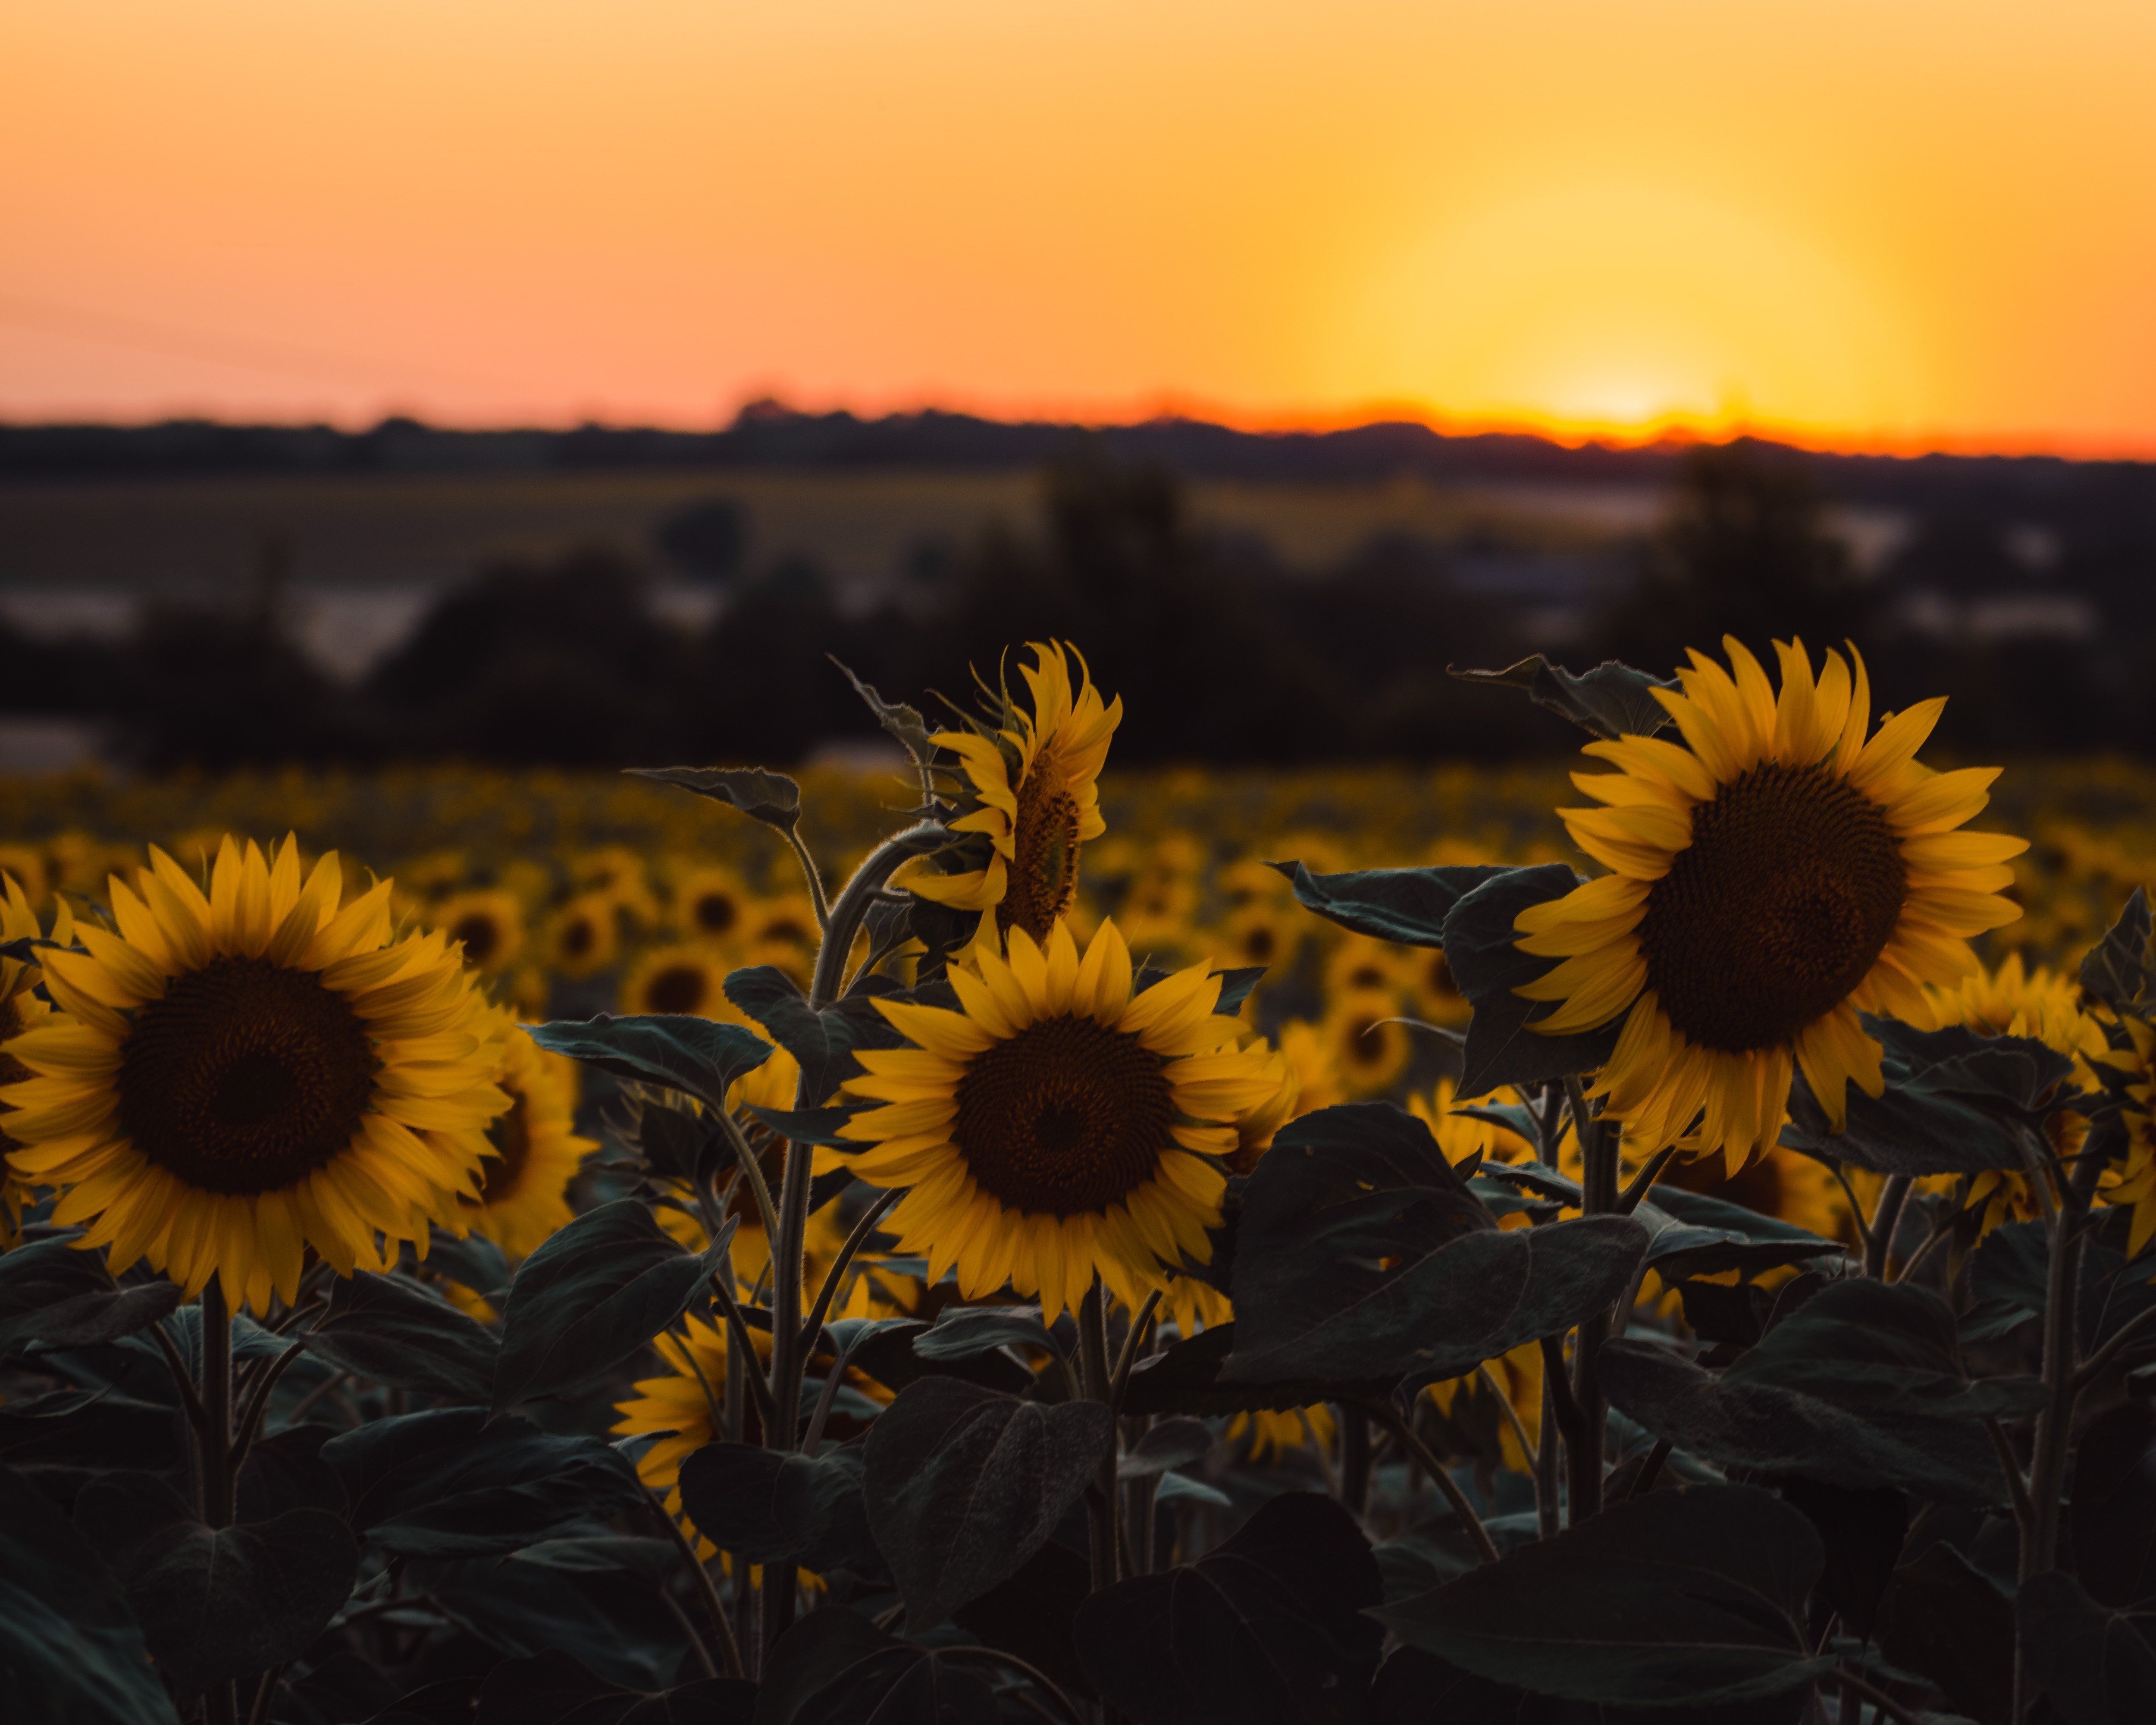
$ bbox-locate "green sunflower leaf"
[863,1375,1112,1633]
[1780,1018,2077,1178]
[1374,1485,1829,1706]
[466,1649,757,1725]
[322,1406,648,1559]
[1073,1492,1384,1725]
[759,1606,1005,1725]
[2072,1404,2156,1609]
[491,1201,736,1411]
[724,965,907,1107]
[627,765,802,834]
[1968,1218,2156,1367]
[1222,1102,1648,1385]
[1875,1542,2015,1725]
[914,1302,1073,1362]
[0,1234,182,1358]
[1450,654,1679,741]
[1121,1322,1401,1418]
[0,1462,179,1725]
[2081,887,2154,1012]
[524,1013,773,1115]
[1442,864,1623,1096]
[828,656,934,778]
[1598,1278,2045,1505]
[676,1440,884,1578]
[301,1270,499,1401]
[2016,1571,2156,1725]
[1268,859,1515,948]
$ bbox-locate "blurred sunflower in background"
[622,945,733,1019]
[1516,637,2024,1168]
[840,919,1276,1321]
[904,640,1121,947]
[432,888,525,976]
[1228,1403,1335,1462]
[1324,995,1413,1098]
[544,892,620,980]
[1,837,508,1310]
[672,864,749,945]
[458,1024,594,1262]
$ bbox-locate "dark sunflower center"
[451,913,499,966]
[952,1015,1174,1216]
[473,1094,532,1205]
[1341,1011,1395,1073]
[1000,757,1082,943]
[119,957,378,1195]
[761,919,810,947]
[559,917,595,959]
[693,892,738,936]
[644,964,709,1016]
[1239,925,1277,964]
[1640,761,1907,1052]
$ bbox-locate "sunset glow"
[4,1,2153,453]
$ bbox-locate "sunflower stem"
[199,1279,235,1530]
[780,828,833,931]
[1077,1279,1121,1593]
[797,1186,902,1353]
[1862,1175,1912,1278]
[641,1481,747,1680]
[1106,1290,1162,1411]
[1355,1397,1500,1565]
[1535,1359,1561,1539]
[1562,1077,1616,1523]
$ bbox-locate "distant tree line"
[7,441,2156,772]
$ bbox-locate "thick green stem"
[1563,1077,1616,1524]
[1863,1175,1913,1279]
[1077,1280,1120,1594]
[199,1280,237,1725]
[2022,1208,2084,1581]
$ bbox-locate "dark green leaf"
[322,1406,647,1559]
[526,1013,773,1114]
[757,1606,1009,1725]
[914,1303,1068,1362]
[1968,1220,2156,1368]
[1637,1188,1846,1281]
[0,1237,181,1357]
[745,1104,862,1147]
[0,1462,179,1725]
[1775,1476,1907,1640]
[1599,1279,2044,1504]
[1451,655,1678,740]
[470,1647,756,1725]
[677,1441,883,1578]
[1376,1485,1828,1705]
[1269,860,1516,948]
[1121,1322,1402,1418]
[628,765,802,834]
[1117,1418,1214,1479]
[843,1317,1031,1399]
[1780,1018,2078,1177]
[2017,1571,2156,1725]
[493,1201,736,1410]
[508,1534,676,1579]
[236,1424,346,1522]
[829,657,934,774]
[632,1101,721,1184]
[951,1537,1095,1703]
[0,1388,187,1502]
[1225,1102,1647,1383]
[1370,1647,1810,1724]
[1876,1542,2014,1725]
[2082,888,2153,1012]
[864,1376,1112,1632]
[304,1271,498,1400]
[1073,1491,1384,1725]
[420,1227,512,1303]
[2073,1404,2156,1608]
[1444,866,1623,1095]
[723,966,915,1107]
[121,1508,358,1705]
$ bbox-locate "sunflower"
[672,864,749,945]
[1425,1340,1543,1473]
[0,837,510,1311]
[1514,637,2024,1165]
[458,1024,595,1262]
[1410,945,1471,1027]
[1219,902,1297,977]
[838,919,1279,1322]
[2109,1018,2156,1255]
[0,874,69,1248]
[575,846,660,926]
[615,1313,764,1555]
[903,641,1122,947]
[432,889,525,976]
[622,945,733,1019]
[1326,935,1409,1001]
[1926,953,2105,1237]
[543,893,620,980]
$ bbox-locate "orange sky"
[4,1,2153,454]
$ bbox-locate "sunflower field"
[7,640,2156,1725]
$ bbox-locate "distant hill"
[3,407,2151,520]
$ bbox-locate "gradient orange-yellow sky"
[5,1,2153,454]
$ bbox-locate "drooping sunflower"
[458,1023,595,1262]
[1514,637,2024,1165]
[839,919,1279,1322]
[1227,1403,1336,1462]
[903,641,1122,947]
[0,837,510,1310]
[0,874,70,1248]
